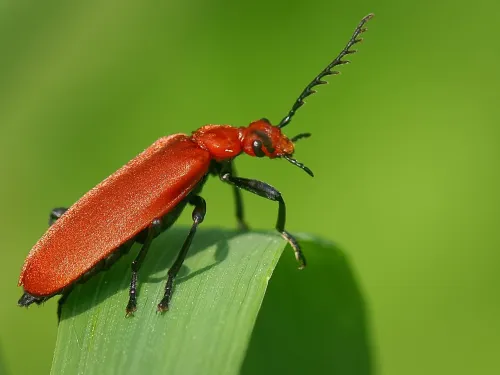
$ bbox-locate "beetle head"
[239,118,313,177]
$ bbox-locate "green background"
[1,0,499,374]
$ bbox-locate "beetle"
[18,14,373,317]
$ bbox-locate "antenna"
[278,13,374,129]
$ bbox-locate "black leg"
[126,218,162,316]
[228,163,249,230]
[158,195,206,312]
[220,172,306,269]
[17,207,68,319]
[47,207,70,320]
[49,207,68,226]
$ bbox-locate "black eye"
[252,139,265,157]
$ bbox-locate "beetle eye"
[252,139,265,157]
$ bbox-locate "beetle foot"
[125,301,137,317]
[157,298,170,313]
[237,219,250,231]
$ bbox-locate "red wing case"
[19,134,211,296]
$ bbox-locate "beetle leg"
[220,173,306,269]
[227,163,249,230]
[49,207,70,321]
[158,195,206,312]
[49,207,68,226]
[125,218,162,316]
[17,207,70,316]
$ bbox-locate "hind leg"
[49,207,68,226]
[52,208,72,319]
[18,207,70,317]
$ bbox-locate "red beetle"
[18,14,373,317]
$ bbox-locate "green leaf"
[52,229,371,375]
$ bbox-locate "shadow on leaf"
[60,228,236,320]
[241,238,374,375]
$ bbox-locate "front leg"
[220,171,306,269]
[227,162,249,230]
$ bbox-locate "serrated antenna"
[278,13,374,129]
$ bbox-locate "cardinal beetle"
[18,14,374,317]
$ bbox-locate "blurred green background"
[1,0,499,374]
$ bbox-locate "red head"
[239,118,294,158]
[238,118,313,176]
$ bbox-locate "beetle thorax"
[191,125,242,161]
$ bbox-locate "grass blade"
[52,229,371,375]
